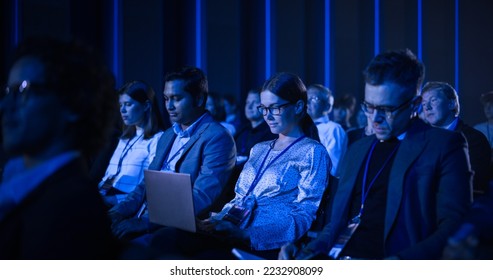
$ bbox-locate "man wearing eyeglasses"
[280,49,472,260]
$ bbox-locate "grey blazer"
[112,113,236,219]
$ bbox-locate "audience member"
[474,91,493,149]
[223,93,243,136]
[332,96,354,131]
[108,67,236,241]
[235,88,276,166]
[421,81,491,197]
[206,91,236,135]
[347,110,374,147]
[99,81,164,208]
[280,49,472,260]
[151,72,330,259]
[306,84,347,177]
[0,37,120,259]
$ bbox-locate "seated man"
[108,67,236,240]
[421,81,491,197]
[306,84,347,177]
[0,37,119,259]
[280,49,472,260]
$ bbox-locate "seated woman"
[150,72,331,259]
[99,81,164,208]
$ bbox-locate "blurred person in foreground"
[0,37,120,259]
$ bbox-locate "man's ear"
[144,100,151,111]
[295,100,304,115]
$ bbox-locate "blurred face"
[484,102,493,120]
[364,82,416,140]
[421,90,455,127]
[2,57,69,157]
[119,93,147,128]
[332,107,347,123]
[244,92,262,123]
[307,88,327,119]
[163,80,201,129]
[259,90,298,136]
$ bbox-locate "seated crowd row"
[0,38,492,259]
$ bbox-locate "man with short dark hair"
[280,49,472,260]
[109,67,236,240]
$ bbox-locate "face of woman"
[119,93,148,128]
[259,90,299,136]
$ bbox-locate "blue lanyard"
[358,139,400,218]
[162,139,188,171]
[243,135,306,199]
[110,134,143,179]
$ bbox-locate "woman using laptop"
[151,72,331,259]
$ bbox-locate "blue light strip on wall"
[196,0,202,68]
[112,0,121,87]
[374,0,380,56]
[13,0,20,45]
[417,0,422,60]
[265,0,272,80]
[324,0,331,88]
[455,0,459,91]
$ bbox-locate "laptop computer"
[144,170,196,232]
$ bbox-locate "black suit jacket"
[312,119,472,259]
[0,157,119,259]
[455,119,491,196]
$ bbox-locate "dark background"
[1,0,492,126]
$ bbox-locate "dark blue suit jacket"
[313,119,473,259]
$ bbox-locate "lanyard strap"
[244,135,306,199]
[110,134,143,179]
[162,141,188,170]
[358,139,400,217]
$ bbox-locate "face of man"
[483,102,493,120]
[364,82,416,140]
[244,92,263,123]
[421,90,456,127]
[2,57,70,158]
[306,88,327,119]
[163,79,202,129]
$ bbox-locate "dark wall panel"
[460,1,493,125]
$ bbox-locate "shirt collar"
[172,112,208,138]
[313,115,330,125]
[442,117,459,131]
[0,151,80,222]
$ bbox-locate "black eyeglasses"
[361,97,415,120]
[2,80,53,104]
[257,102,292,116]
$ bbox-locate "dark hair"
[207,91,227,122]
[12,37,117,157]
[308,84,334,108]
[422,81,460,116]
[118,80,164,139]
[164,66,208,108]
[363,49,425,99]
[261,72,319,141]
[480,91,493,105]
